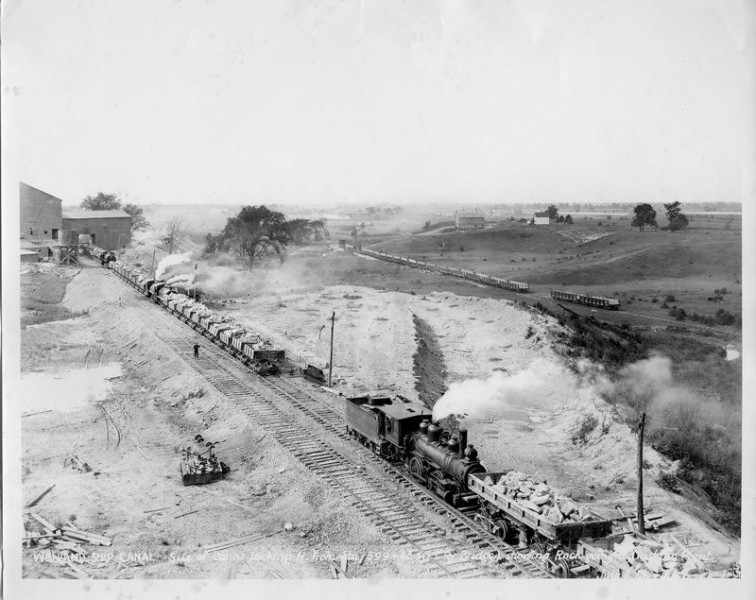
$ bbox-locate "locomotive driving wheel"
[409,457,424,481]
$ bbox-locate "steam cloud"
[433,353,731,441]
[155,252,192,280]
[432,359,570,422]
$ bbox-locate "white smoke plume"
[155,252,192,280]
[166,273,196,287]
[432,359,572,422]
[432,353,724,426]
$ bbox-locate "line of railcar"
[550,290,620,310]
[343,243,622,308]
[347,245,530,293]
[82,248,288,374]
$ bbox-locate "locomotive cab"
[345,395,426,461]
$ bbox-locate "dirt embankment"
[412,314,447,408]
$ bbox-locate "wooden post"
[117,232,122,260]
[328,311,335,388]
[637,412,646,535]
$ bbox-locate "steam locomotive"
[346,394,484,506]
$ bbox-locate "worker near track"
[193,343,200,358]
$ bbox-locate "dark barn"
[62,210,132,252]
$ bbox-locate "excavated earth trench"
[412,314,447,409]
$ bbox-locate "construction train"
[82,244,285,374]
[342,242,621,310]
[345,393,615,576]
[83,244,629,577]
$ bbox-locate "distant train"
[346,245,530,293]
[550,290,620,310]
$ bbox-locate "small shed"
[61,209,132,251]
[21,249,40,263]
[533,212,550,225]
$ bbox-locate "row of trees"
[80,193,149,232]
[631,202,689,232]
[203,205,326,263]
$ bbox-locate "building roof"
[62,209,131,219]
[20,182,64,203]
[534,211,550,218]
[456,212,485,219]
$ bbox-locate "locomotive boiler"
[407,421,485,506]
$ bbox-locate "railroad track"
[166,344,507,578]
[102,261,553,578]
[161,333,552,579]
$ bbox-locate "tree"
[163,219,186,254]
[631,203,657,231]
[80,192,149,232]
[556,215,565,224]
[664,201,689,232]
[423,220,432,231]
[80,192,121,211]
[218,205,291,264]
[123,203,149,231]
[546,205,559,221]
[204,232,221,255]
[564,214,574,225]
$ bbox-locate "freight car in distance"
[550,290,620,310]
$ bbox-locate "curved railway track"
[98,259,553,578]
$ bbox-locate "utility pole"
[193,263,198,300]
[637,412,646,535]
[328,311,335,388]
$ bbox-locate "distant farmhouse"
[455,210,485,230]
[533,211,550,225]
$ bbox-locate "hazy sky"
[2,0,754,206]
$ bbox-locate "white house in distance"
[533,211,550,225]
[455,210,485,230]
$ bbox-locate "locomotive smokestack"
[458,428,468,459]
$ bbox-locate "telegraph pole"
[328,311,335,388]
[637,412,646,534]
[150,249,157,278]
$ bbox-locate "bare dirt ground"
[20,265,428,579]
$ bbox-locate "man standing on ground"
[194,343,200,358]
